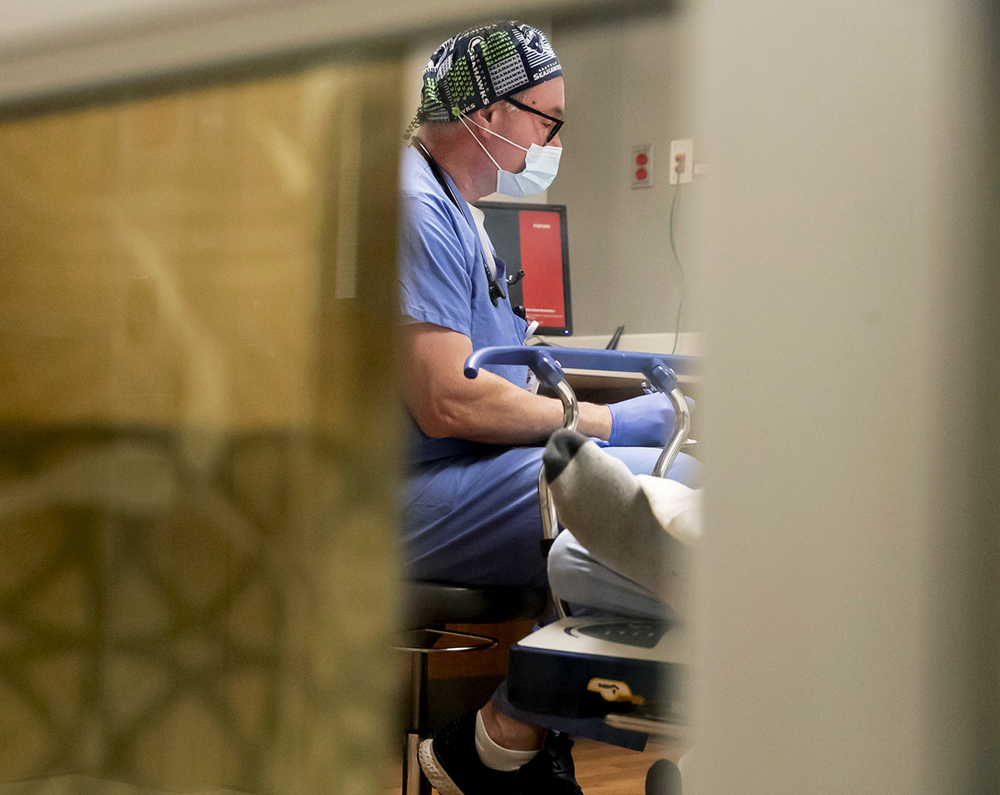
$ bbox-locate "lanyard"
[468,204,502,284]
[410,138,507,306]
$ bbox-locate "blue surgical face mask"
[461,115,562,198]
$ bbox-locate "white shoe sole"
[418,737,466,795]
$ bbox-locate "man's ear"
[474,103,501,128]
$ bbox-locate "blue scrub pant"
[403,444,701,749]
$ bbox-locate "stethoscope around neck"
[411,137,525,308]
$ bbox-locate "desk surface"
[559,371,700,409]
[540,331,704,358]
[564,370,647,389]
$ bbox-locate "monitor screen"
[476,201,572,336]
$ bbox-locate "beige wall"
[689,1,1000,794]
[548,9,697,336]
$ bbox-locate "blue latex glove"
[607,392,695,448]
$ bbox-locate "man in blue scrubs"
[399,21,699,794]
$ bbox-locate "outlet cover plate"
[631,144,653,188]
[669,139,694,184]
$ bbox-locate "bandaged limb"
[543,429,703,613]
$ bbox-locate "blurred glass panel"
[0,60,402,794]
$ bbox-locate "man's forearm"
[418,368,612,445]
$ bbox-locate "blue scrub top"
[398,146,530,463]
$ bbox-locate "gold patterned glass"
[0,60,403,795]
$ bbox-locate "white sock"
[474,711,540,772]
[543,429,703,612]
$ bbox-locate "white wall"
[548,10,697,337]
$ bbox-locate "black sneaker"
[418,712,585,795]
[515,731,584,794]
[418,711,515,795]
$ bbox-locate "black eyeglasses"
[504,96,564,144]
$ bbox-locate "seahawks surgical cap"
[415,21,562,125]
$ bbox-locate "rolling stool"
[397,581,549,795]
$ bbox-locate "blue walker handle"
[463,345,697,389]
[464,345,696,480]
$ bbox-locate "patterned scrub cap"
[416,21,562,125]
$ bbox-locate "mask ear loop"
[463,114,530,151]
[459,115,504,175]
[459,114,529,173]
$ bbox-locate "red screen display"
[518,210,565,328]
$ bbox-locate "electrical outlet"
[631,144,653,188]
[669,139,694,185]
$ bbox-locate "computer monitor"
[476,201,572,336]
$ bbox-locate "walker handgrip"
[463,346,698,381]
[531,355,567,392]
[647,365,679,396]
